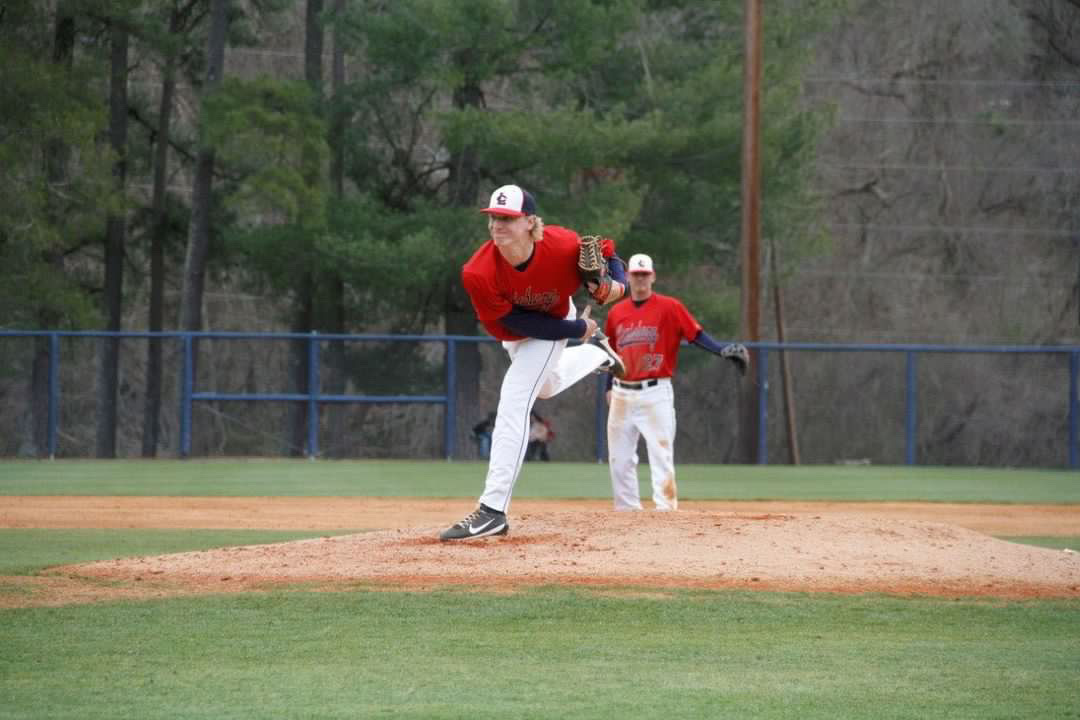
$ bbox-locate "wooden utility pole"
[738,0,763,464]
[771,242,800,465]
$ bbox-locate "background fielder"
[440,184,627,541]
[604,253,749,511]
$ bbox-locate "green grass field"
[3,459,1079,503]
[1,460,1078,719]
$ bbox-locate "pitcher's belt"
[613,378,663,390]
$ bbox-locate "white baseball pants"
[479,306,610,513]
[606,378,678,511]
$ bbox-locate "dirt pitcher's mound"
[59,510,1080,599]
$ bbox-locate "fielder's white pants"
[479,305,610,513]
[606,378,678,511]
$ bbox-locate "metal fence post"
[445,338,456,460]
[905,351,918,466]
[757,348,769,464]
[48,333,59,459]
[1070,351,1078,469]
[595,373,607,463]
[307,332,319,460]
[180,334,193,458]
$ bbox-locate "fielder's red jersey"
[462,226,614,342]
[604,293,702,381]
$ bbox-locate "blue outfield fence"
[4,329,484,461]
[174,331,472,462]
[2,330,1079,467]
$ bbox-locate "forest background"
[1,0,1077,467]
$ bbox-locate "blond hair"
[529,215,545,243]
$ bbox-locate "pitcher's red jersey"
[463,226,614,341]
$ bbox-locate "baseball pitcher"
[440,184,627,541]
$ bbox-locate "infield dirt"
[2,498,1078,606]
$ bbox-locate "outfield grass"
[2,459,1079,503]
[2,588,1078,719]
[999,536,1079,551]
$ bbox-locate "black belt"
[614,378,660,390]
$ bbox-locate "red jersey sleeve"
[462,267,511,330]
[671,297,702,341]
[600,236,616,259]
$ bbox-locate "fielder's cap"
[481,184,537,217]
[627,253,654,273]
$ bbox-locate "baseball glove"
[578,235,624,305]
[720,343,750,376]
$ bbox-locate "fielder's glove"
[578,235,625,305]
[720,343,750,376]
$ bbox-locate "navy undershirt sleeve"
[607,255,626,284]
[499,307,586,341]
[691,329,728,355]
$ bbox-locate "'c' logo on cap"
[496,192,507,205]
[637,260,646,267]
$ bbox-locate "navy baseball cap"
[481,184,538,217]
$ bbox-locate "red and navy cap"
[481,184,538,217]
